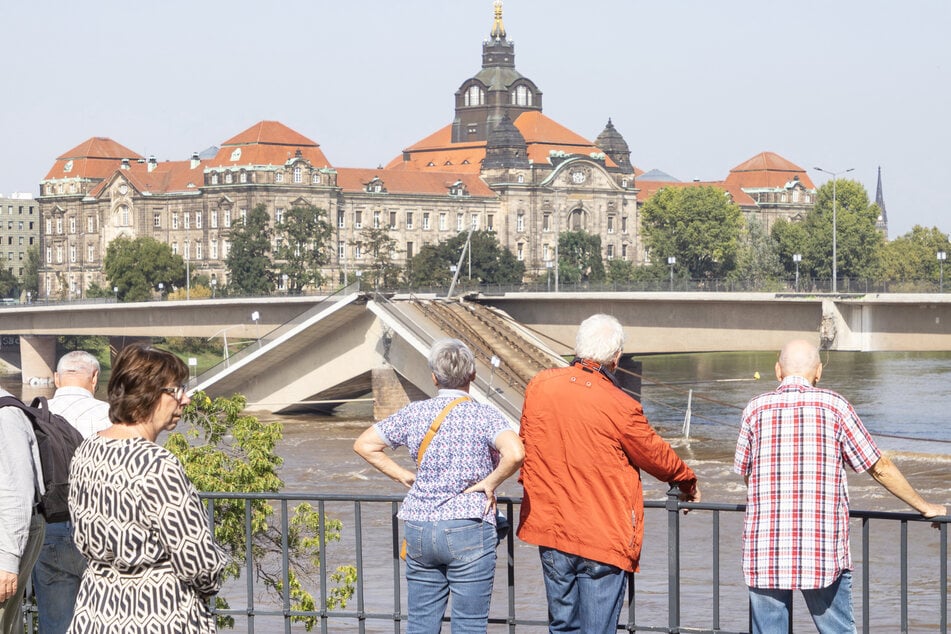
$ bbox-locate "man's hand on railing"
[677,481,701,514]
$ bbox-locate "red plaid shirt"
[734,376,881,589]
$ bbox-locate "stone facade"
[0,194,39,287]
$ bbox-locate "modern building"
[0,193,39,286]
[36,3,817,299]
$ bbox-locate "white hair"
[56,350,100,375]
[428,339,476,389]
[574,314,625,365]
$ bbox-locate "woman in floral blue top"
[354,339,524,633]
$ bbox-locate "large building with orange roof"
[35,3,819,299]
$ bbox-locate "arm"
[0,412,38,598]
[868,455,946,518]
[463,429,525,514]
[353,426,416,488]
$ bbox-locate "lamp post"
[793,253,802,292]
[113,285,118,302]
[667,256,676,292]
[546,260,553,292]
[251,311,261,348]
[185,239,190,300]
[157,282,164,299]
[211,277,217,298]
[939,251,947,293]
[813,166,854,293]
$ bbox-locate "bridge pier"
[20,335,56,385]
[372,367,417,421]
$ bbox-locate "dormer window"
[275,172,284,183]
[449,181,468,197]
[293,167,302,183]
[365,177,385,194]
[465,85,485,106]
[511,85,533,106]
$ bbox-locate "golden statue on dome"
[490,0,506,39]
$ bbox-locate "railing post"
[666,486,682,633]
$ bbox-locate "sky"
[1,1,948,237]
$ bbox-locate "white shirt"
[48,386,111,438]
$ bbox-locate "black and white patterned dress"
[67,436,229,633]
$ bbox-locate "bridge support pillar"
[109,336,152,363]
[372,367,415,421]
[20,335,56,385]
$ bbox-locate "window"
[211,211,219,228]
[511,85,533,106]
[172,242,179,255]
[46,247,52,264]
[338,241,345,259]
[275,208,284,224]
[7,252,12,261]
[56,218,63,234]
[423,213,431,230]
[293,167,302,183]
[470,214,479,230]
[18,237,23,246]
[516,242,524,261]
[45,219,52,235]
[354,243,363,259]
[622,244,628,259]
[373,211,381,229]
[224,210,232,227]
[224,172,233,184]
[239,172,247,184]
[195,242,202,260]
[607,216,615,234]
[183,213,190,230]
[172,213,179,229]
[275,172,284,183]
[456,213,464,231]
[312,173,320,184]
[211,173,219,185]
[184,241,190,260]
[406,241,414,259]
[543,213,551,232]
[406,212,414,230]
[465,85,484,106]
[607,244,615,260]
[195,212,202,229]
[223,239,230,258]
[487,214,494,231]
[517,173,525,183]
[69,245,76,263]
[439,213,448,231]
[17,221,22,231]
[211,240,218,260]
[389,211,397,229]
[621,216,628,234]
[240,208,247,225]
[355,210,362,229]
[543,243,551,261]
[516,214,524,232]
[87,244,95,262]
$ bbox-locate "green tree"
[557,230,604,284]
[166,392,355,630]
[730,216,783,288]
[605,259,636,284]
[23,246,40,298]
[352,226,401,290]
[404,230,523,287]
[640,186,743,279]
[881,225,951,289]
[274,204,333,293]
[0,269,18,298]
[104,236,185,302]
[405,243,453,287]
[226,203,273,296]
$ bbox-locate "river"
[9,350,951,632]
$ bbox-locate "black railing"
[195,490,949,634]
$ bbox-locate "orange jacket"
[516,362,697,572]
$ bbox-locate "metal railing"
[197,490,949,634]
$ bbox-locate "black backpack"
[0,395,85,523]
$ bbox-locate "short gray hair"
[428,339,476,389]
[574,314,624,365]
[56,350,101,375]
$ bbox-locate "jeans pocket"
[445,520,486,563]
[583,558,622,580]
[404,521,425,561]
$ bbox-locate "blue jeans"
[538,546,627,634]
[749,570,856,634]
[403,518,498,633]
[32,521,86,634]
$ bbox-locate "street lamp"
[813,166,855,294]
[185,239,190,300]
[667,256,676,292]
[251,311,261,348]
[938,251,947,293]
[546,260,553,292]
[211,277,217,298]
[792,253,802,292]
[157,282,164,299]
[113,285,118,302]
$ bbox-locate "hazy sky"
[1,1,948,237]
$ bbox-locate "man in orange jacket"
[517,313,700,633]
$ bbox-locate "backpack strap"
[416,396,470,466]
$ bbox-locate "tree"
[605,259,636,284]
[0,269,18,298]
[404,230,523,287]
[557,231,604,284]
[881,225,951,289]
[23,246,40,298]
[166,391,355,630]
[104,236,185,302]
[405,243,453,287]
[226,203,273,296]
[640,186,743,279]
[274,204,333,293]
[729,216,783,289]
[352,226,401,290]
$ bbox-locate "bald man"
[734,339,945,634]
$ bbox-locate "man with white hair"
[518,313,700,633]
[735,338,946,633]
[33,350,110,634]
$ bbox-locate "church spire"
[875,166,889,237]
[490,0,506,40]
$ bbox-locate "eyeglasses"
[160,384,188,402]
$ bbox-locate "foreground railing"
[196,490,949,634]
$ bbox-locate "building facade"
[0,193,39,286]
[36,3,818,299]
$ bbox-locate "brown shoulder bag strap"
[416,396,470,466]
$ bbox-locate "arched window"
[511,85,533,106]
[465,85,484,106]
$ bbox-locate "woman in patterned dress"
[67,344,228,633]
[354,339,524,633]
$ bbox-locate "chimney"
[190,152,200,169]
[120,158,130,170]
[147,155,157,172]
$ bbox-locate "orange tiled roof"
[87,159,206,197]
[635,179,757,207]
[209,121,332,168]
[44,137,143,181]
[388,112,621,171]
[725,151,815,190]
[336,167,495,197]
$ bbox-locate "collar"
[436,388,470,399]
[779,375,813,389]
[52,385,97,399]
[572,358,621,388]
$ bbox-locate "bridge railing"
[191,490,949,634]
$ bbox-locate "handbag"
[400,396,470,560]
